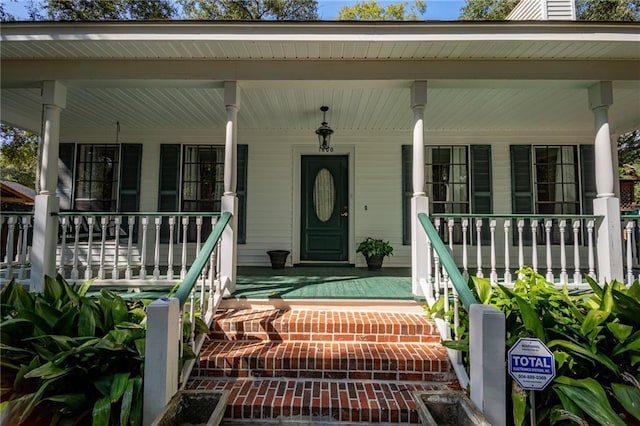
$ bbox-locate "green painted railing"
[55,211,221,217]
[174,212,232,308]
[418,213,477,311]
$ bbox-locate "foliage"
[619,130,640,167]
[459,0,519,20]
[0,276,148,425]
[0,124,39,189]
[336,0,426,21]
[179,0,319,20]
[356,237,394,257]
[460,0,639,20]
[577,0,640,21]
[432,268,640,426]
[44,0,176,20]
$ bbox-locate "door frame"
[292,145,355,265]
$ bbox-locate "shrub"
[433,267,640,426]
[0,275,147,425]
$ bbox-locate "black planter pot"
[267,250,290,269]
[365,255,385,271]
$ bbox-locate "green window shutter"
[580,144,596,215]
[470,145,492,214]
[237,144,248,244]
[510,145,533,214]
[119,144,142,212]
[57,143,75,210]
[158,144,181,212]
[402,145,412,245]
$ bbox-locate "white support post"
[589,82,623,283]
[221,81,240,294]
[411,81,428,297]
[143,297,180,426]
[470,304,506,426]
[31,81,66,292]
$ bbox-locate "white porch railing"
[55,212,223,285]
[143,211,232,425]
[428,214,613,288]
[1,213,33,282]
[622,213,640,285]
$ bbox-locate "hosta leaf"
[119,379,135,426]
[34,300,63,330]
[514,294,546,341]
[94,375,114,398]
[134,338,145,357]
[612,330,640,356]
[110,372,129,403]
[585,275,603,298]
[607,322,633,342]
[554,376,626,426]
[111,296,128,325]
[0,318,34,338]
[76,278,94,298]
[611,383,640,421]
[78,301,96,337]
[627,281,640,301]
[581,310,609,337]
[45,393,89,411]
[43,275,64,305]
[472,276,493,304]
[547,339,618,373]
[24,361,69,380]
[600,281,614,314]
[0,279,17,305]
[612,291,640,327]
[92,396,111,426]
[53,308,77,335]
[511,382,526,426]
[129,378,143,426]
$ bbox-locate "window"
[402,145,492,245]
[74,144,119,212]
[533,146,579,215]
[158,144,248,244]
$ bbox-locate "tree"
[577,0,640,21]
[336,0,426,20]
[178,0,319,20]
[0,125,39,188]
[45,0,176,21]
[459,0,518,20]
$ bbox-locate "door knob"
[340,206,348,217]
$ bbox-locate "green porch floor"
[231,266,415,300]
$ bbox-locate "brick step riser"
[209,331,440,343]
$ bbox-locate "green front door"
[301,155,349,261]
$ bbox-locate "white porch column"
[589,82,623,282]
[31,81,66,292]
[411,81,429,296]
[221,81,239,293]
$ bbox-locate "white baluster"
[475,218,483,278]
[98,216,108,279]
[490,220,497,284]
[71,216,81,281]
[462,219,469,281]
[559,220,568,284]
[442,264,451,340]
[85,216,95,280]
[200,263,208,313]
[531,220,539,273]
[517,219,525,273]
[189,288,196,350]
[18,216,31,280]
[434,253,441,300]
[545,220,554,283]
[4,216,15,279]
[447,219,454,252]
[207,251,216,317]
[435,218,441,237]
[181,217,189,279]
[167,217,175,280]
[573,220,582,284]
[125,216,135,280]
[426,238,433,299]
[112,216,121,280]
[154,217,162,279]
[587,220,596,279]
[196,216,203,257]
[140,217,148,280]
[626,221,634,286]
[58,217,68,277]
[504,220,512,284]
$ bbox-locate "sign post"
[508,338,556,425]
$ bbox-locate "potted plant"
[356,237,393,271]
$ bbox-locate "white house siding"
[59,125,596,270]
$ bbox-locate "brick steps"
[187,308,457,424]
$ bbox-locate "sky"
[2,0,466,21]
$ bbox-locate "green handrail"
[54,211,221,217]
[418,212,477,311]
[429,213,602,220]
[174,212,232,308]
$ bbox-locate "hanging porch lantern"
[315,106,334,152]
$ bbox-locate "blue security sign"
[508,338,556,391]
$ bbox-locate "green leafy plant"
[0,275,148,425]
[432,267,640,426]
[356,237,394,258]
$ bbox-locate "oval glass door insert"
[313,168,335,222]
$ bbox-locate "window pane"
[425,146,469,215]
[74,144,119,211]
